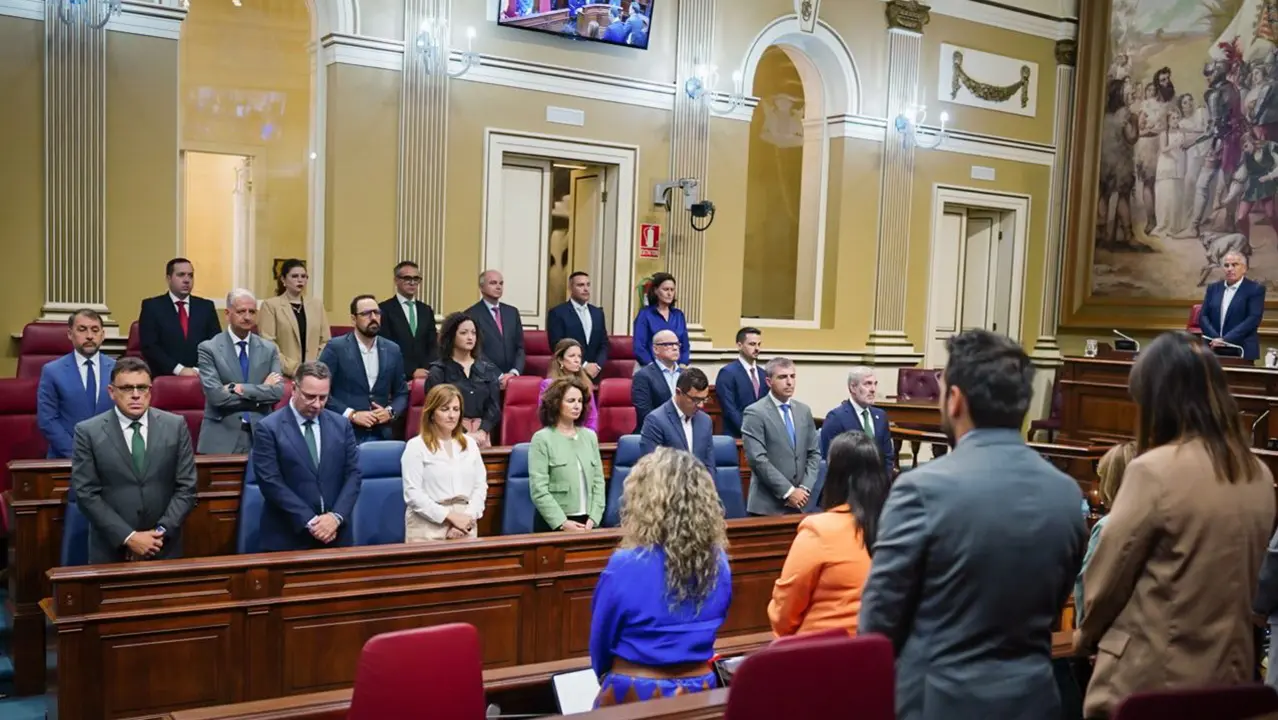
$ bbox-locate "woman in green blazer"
[529,377,606,532]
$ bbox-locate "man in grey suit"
[70,356,197,563]
[859,330,1087,720]
[196,289,285,454]
[742,356,821,515]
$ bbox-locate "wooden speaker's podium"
[1092,340,1254,366]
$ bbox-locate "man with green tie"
[819,367,896,472]
[70,356,197,563]
[378,260,438,381]
[250,361,363,552]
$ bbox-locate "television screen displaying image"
[497,0,653,50]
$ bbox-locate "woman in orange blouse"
[768,431,892,636]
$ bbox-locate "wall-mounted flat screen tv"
[497,0,653,50]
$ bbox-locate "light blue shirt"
[659,363,680,397]
[289,403,321,459]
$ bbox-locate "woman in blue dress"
[632,272,690,367]
[589,447,731,707]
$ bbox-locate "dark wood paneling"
[6,444,754,697]
[47,517,799,720]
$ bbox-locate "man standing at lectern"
[1199,251,1266,361]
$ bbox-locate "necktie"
[176,300,189,338]
[492,306,504,335]
[748,366,759,398]
[578,305,592,340]
[237,340,250,381]
[129,420,146,475]
[862,408,875,440]
[780,403,797,447]
[303,420,320,468]
[406,301,418,336]
[84,358,96,408]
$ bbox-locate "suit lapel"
[248,335,272,381]
[385,298,410,338]
[281,411,319,479]
[281,299,301,343]
[345,335,372,391]
[664,403,689,450]
[142,410,165,480]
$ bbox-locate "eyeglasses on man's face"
[397,275,422,283]
[113,384,151,395]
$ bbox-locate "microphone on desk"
[486,703,543,719]
[1111,330,1140,353]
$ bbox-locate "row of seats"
[14,321,639,380]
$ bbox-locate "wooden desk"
[1058,357,1278,445]
[4,444,754,697]
[878,400,942,430]
[47,516,799,720]
[167,630,1078,720]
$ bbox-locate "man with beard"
[317,294,409,443]
[37,309,116,458]
[859,329,1087,720]
[1192,55,1245,234]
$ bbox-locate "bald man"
[631,329,683,431]
[1199,250,1266,361]
[465,270,525,389]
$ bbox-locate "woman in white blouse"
[401,383,489,542]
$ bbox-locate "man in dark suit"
[196,290,285,454]
[69,356,198,563]
[138,258,222,377]
[37,309,116,458]
[640,368,715,471]
[250,361,362,552]
[820,366,895,469]
[714,327,767,438]
[631,329,682,431]
[742,357,821,516]
[859,330,1087,720]
[318,294,410,443]
[547,271,609,379]
[465,269,525,389]
[1199,250,1266,360]
[378,260,438,381]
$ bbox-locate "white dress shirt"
[289,403,321,458]
[115,406,148,446]
[572,300,593,341]
[356,335,380,390]
[400,434,488,524]
[77,351,101,396]
[678,406,694,450]
[228,327,251,362]
[1220,279,1242,332]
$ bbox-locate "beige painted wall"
[0,16,45,374]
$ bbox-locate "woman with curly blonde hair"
[589,447,732,708]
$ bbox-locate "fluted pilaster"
[43,1,109,320]
[666,0,714,331]
[1032,39,1077,365]
[396,0,450,310]
[867,1,928,357]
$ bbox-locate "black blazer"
[378,296,438,379]
[424,357,503,434]
[631,361,677,432]
[465,300,526,375]
[138,294,222,376]
[547,301,609,367]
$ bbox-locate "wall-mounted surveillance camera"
[653,178,716,232]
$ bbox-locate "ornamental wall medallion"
[796,0,820,33]
[937,43,1039,117]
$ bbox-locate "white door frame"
[923,185,1031,366]
[482,130,639,333]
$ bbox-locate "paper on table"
[552,668,601,715]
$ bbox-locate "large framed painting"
[1061,0,1278,331]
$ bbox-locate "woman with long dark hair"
[424,313,502,448]
[1077,332,1274,719]
[257,258,331,377]
[632,272,690,367]
[768,431,891,636]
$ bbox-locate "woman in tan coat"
[1076,332,1274,718]
[257,258,330,377]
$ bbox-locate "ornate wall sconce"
[56,0,121,29]
[894,104,949,149]
[415,18,480,78]
[684,64,745,116]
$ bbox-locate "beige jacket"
[257,294,330,377]
[1079,439,1274,718]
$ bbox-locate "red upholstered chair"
[124,321,142,358]
[17,322,73,378]
[596,378,636,443]
[405,379,427,437]
[1188,303,1204,335]
[1029,378,1064,442]
[500,375,544,446]
[348,624,486,720]
[331,325,353,337]
[896,368,941,402]
[1112,684,1278,720]
[274,378,293,410]
[151,376,206,450]
[601,335,637,379]
[725,633,893,720]
[0,378,46,495]
[524,330,552,378]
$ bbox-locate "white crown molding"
[459,52,677,112]
[829,114,888,142]
[881,0,1078,41]
[0,0,41,21]
[319,33,404,71]
[107,0,185,39]
[916,125,1056,166]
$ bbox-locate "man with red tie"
[138,258,223,377]
[465,269,525,390]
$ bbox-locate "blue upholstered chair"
[501,444,534,535]
[243,460,255,486]
[60,495,90,567]
[711,435,747,519]
[236,482,265,554]
[350,441,407,546]
[602,435,645,528]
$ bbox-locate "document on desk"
[552,668,601,715]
